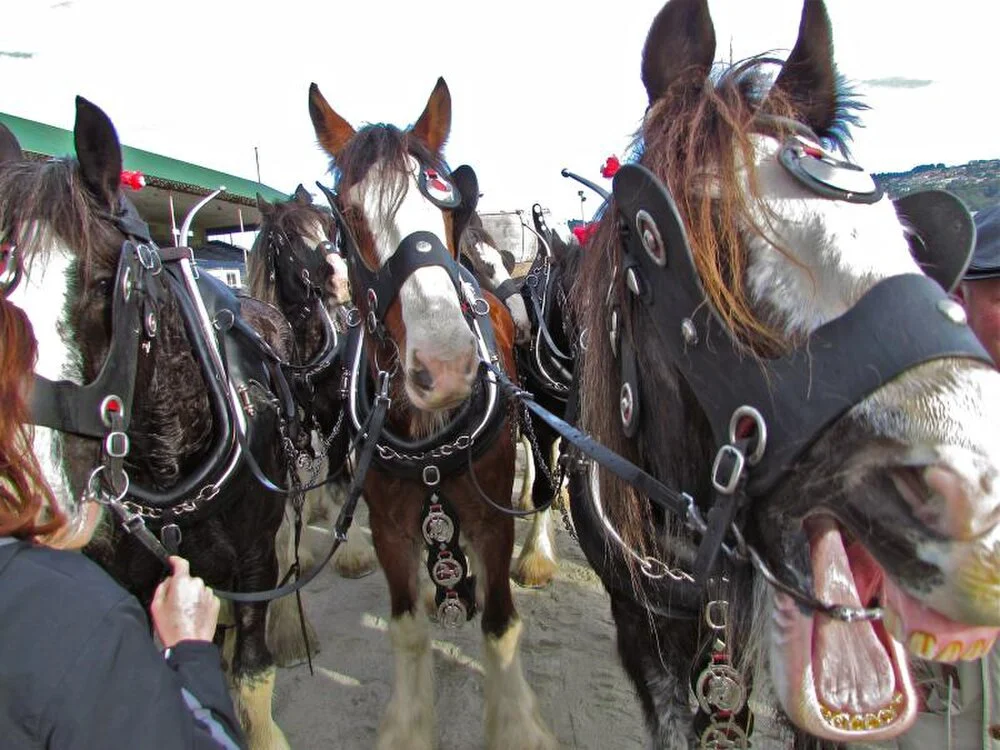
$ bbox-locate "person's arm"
[41,562,245,749]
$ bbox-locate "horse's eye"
[317,241,335,255]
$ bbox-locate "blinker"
[417,166,461,209]
[778,135,883,204]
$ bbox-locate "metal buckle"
[711,445,745,495]
[728,406,767,466]
[104,431,130,459]
[422,465,441,487]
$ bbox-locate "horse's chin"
[769,515,1000,742]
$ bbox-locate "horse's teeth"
[820,698,903,732]
[907,631,937,659]
[963,639,987,660]
[937,641,963,662]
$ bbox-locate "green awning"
[0,111,290,245]
[0,111,286,204]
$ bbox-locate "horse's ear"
[641,0,716,105]
[769,0,838,134]
[256,192,274,215]
[450,165,480,212]
[292,184,313,205]
[411,77,451,155]
[0,124,24,166]
[308,82,356,158]
[73,96,122,205]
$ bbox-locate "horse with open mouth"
[567,0,1000,746]
[307,78,556,750]
[0,98,295,750]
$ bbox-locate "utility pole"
[578,190,587,221]
[254,146,262,183]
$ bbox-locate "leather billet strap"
[612,163,993,497]
[494,278,519,302]
[30,240,149,437]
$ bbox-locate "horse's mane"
[246,198,338,307]
[0,158,119,281]
[333,124,447,240]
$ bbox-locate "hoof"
[333,543,378,579]
[511,551,557,589]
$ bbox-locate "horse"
[246,185,379,666]
[505,203,583,588]
[308,77,556,750]
[568,1,1000,747]
[448,168,573,589]
[0,98,293,750]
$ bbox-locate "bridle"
[314,172,508,485]
[608,146,990,614]
[264,222,338,326]
[19,194,296,531]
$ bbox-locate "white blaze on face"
[7,236,80,508]
[743,135,922,337]
[348,156,476,409]
[301,217,350,306]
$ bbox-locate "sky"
[1,0,996,225]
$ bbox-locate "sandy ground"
[271,448,647,750]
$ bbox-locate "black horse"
[0,99,293,749]
[246,186,378,665]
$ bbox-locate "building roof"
[0,111,288,244]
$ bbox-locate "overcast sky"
[1,0,995,223]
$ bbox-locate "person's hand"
[150,556,220,648]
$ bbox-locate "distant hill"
[874,159,1000,213]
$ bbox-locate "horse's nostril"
[409,366,434,392]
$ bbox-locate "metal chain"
[376,433,473,464]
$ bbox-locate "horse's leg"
[462,448,557,750]
[325,481,378,578]
[266,504,321,667]
[231,528,289,750]
[515,434,535,511]
[512,420,559,588]
[610,595,697,750]
[369,491,436,750]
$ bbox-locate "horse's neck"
[129,315,215,486]
[290,306,325,364]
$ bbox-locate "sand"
[271,456,647,749]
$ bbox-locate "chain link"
[376,433,473,464]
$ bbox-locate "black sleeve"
[42,596,246,750]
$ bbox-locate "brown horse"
[570,0,1000,747]
[308,78,555,750]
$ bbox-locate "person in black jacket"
[0,291,246,749]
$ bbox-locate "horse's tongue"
[811,518,895,713]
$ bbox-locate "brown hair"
[0,296,65,539]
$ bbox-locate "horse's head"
[308,78,480,413]
[251,185,351,315]
[0,98,212,500]
[580,0,1000,742]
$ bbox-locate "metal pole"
[254,146,262,184]
[168,192,179,247]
